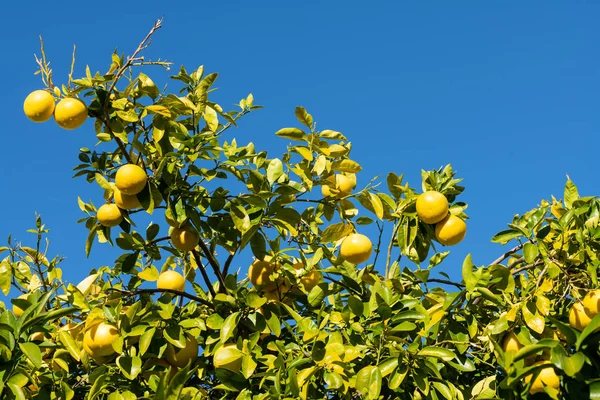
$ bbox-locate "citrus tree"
[4,19,600,399]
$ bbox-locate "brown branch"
[511,260,544,275]
[489,241,529,266]
[385,222,401,279]
[371,221,385,269]
[191,248,224,295]
[107,287,213,308]
[222,250,237,277]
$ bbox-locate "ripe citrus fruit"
[54,97,87,130]
[213,343,244,372]
[97,204,123,227]
[502,331,523,353]
[416,191,449,224]
[115,164,148,195]
[524,361,560,395]
[165,336,198,368]
[339,233,373,264]
[434,215,467,246]
[170,225,199,252]
[23,90,55,123]
[322,174,354,198]
[83,322,119,357]
[248,257,278,291]
[157,270,186,292]
[569,301,593,331]
[583,289,600,316]
[264,282,291,303]
[293,263,322,292]
[12,294,28,318]
[112,185,141,210]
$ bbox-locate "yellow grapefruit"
[339,233,373,264]
[157,270,186,292]
[165,336,198,368]
[416,191,449,224]
[23,90,55,123]
[434,215,467,246]
[115,164,147,195]
[83,322,119,358]
[170,225,199,252]
[54,97,87,130]
[97,203,123,227]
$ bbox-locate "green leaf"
[560,351,585,377]
[307,284,326,307]
[95,173,112,191]
[522,302,545,334]
[377,357,398,377]
[564,179,579,208]
[418,346,455,361]
[490,229,523,245]
[355,366,382,400]
[139,327,155,356]
[266,158,283,185]
[295,106,313,129]
[523,243,539,263]
[471,376,496,399]
[0,259,11,295]
[462,254,477,292]
[116,355,142,380]
[275,128,306,141]
[369,193,384,220]
[19,342,42,368]
[203,106,219,132]
[230,205,251,234]
[7,383,26,400]
[59,330,81,361]
[220,312,240,343]
[321,223,354,243]
[356,216,374,225]
[331,159,362,173]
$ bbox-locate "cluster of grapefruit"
[569,289,600,331]
[416,191,466,246]
[501,330,561,395]
[23,90,87,130]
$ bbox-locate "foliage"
[3,19,600,399]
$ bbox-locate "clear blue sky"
[1,2,599,299]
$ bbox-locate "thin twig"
[511,260,544,275]
[372,221,384,269]
[193,244,227,293]
[385,222,400,279]
[191,249,222,296]
[222,250,237,277]
[102,18,165,165]
[489,241,530,266]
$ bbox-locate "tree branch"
[107,287,213,308]
[192,248,226,294]
[222,250,237,277]
[489,241,530,266]
[385,222,400,279]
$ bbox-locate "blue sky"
[1,2,599,300]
